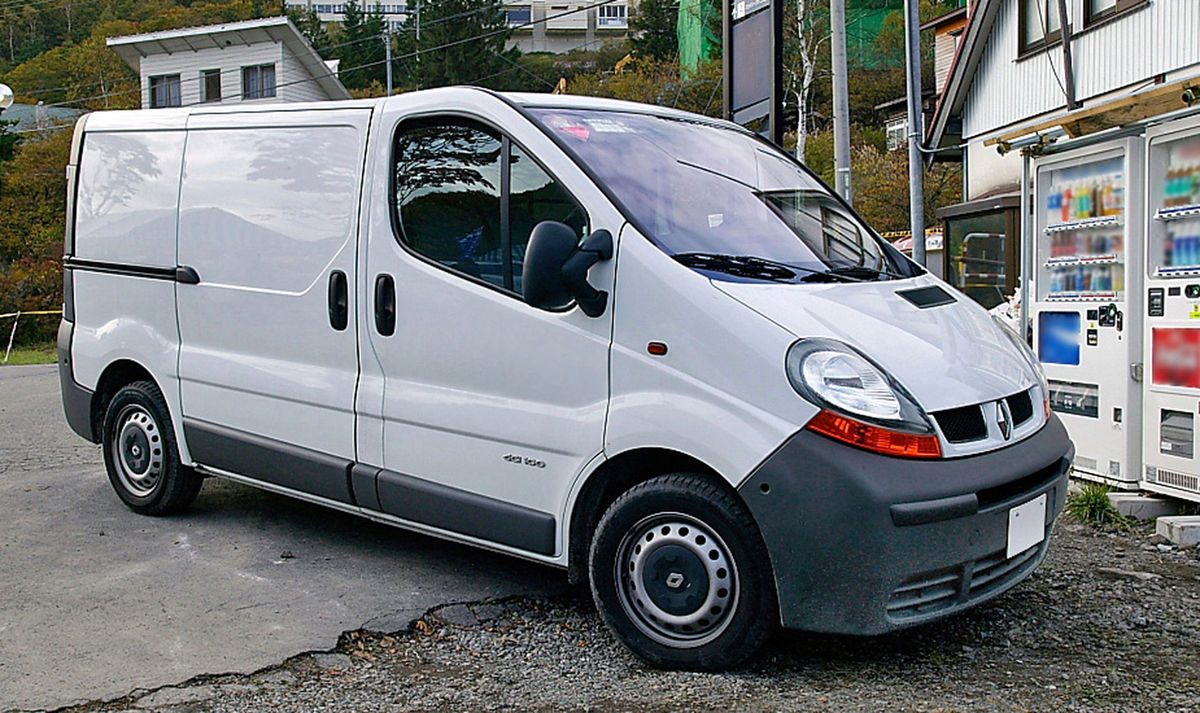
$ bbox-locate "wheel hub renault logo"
[996,400,1013,441]
[665,572,685,589]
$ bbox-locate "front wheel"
[102,380,202,515]
[589,474,777,671]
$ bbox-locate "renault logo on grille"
[996,399,1013,441]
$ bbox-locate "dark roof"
[0,102,83,132]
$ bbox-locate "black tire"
[589,474,777,671]
[102,380,202,516]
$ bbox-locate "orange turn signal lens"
[807,409,942,459]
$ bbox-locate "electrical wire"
[36,0,624,110]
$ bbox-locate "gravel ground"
[52,517,1200,713]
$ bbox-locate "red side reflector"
[807,410,942,459]
[647,342,668,356]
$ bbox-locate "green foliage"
[1067,483,1131,529]
[332,1,387,90]
[288,4,331,53]
[630,0,678,61]
[393,0,517,91]
[0,121,71,344]
[568,58,723,118]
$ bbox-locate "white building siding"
[281,45,327,102]
[963,0,1200,140]
[139,43,284,108]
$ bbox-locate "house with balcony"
[107,16,351,110]
[283,1,632,54]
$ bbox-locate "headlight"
[786,338,934,434]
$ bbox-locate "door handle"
[175,265,200,284]
[328,270,348,331]
[374,273,395,336]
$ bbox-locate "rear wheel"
[102,380,202,515]
[589,474,777,671]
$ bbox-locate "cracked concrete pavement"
[0,364,567,712]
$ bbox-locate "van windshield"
[528,108,915,283]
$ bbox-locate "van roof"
[79,86,741,134]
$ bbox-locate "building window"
[242,63,277,100]
[886,117,908,152]
[149,74,181,108]
[200,69,221,103]
[506,5,531,26]
[598,4,627,27]
[1084,0,1147,26]
[1018,0,1062,54]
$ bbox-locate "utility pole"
[903,0,926,266]
[384,24,393,96]
[830,0,852,204]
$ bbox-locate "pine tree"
[394,0,518,90]
[630,0,679,61]
[286,5,331,55]
[334,1,387,89]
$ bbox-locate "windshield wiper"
[674,253,859,283]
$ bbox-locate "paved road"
[0,365,567,712]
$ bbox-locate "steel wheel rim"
[112,404,164,498]
[614,512,739,648]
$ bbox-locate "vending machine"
[1141,115,1200,503]
[1031,136,1144,488]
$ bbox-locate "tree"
[287,5,331,54]
[630,0,678,61]
[393,0,518,90]
[849,143,961,232]
[785,0,829,159]
[333,1,387,90]
[568,57,723,117]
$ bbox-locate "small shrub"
[1067,482,1129,529]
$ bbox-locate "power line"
[39,0,624,110]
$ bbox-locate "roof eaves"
[926,0,1003,150]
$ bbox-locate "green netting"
[678,0,721,75]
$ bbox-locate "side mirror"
[523,221,613,317]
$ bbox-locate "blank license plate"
[1006,493,1047,559]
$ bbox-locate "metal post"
[769,0,784,147]
[1020,150,1032,342]
[830,0,852,203]
[903,0,926,265]
[721,0,732,122]
[384,24,393,96]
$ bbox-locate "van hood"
[713,276,1035,413]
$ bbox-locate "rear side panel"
[67,115,189,455]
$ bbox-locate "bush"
[1067,482,1130,529]
[0,256,62,346]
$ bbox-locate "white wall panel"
[964,0,1200,140]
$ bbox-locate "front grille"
[1006,389,1034,426]
[886,539,1049,622]
[934,404,987,443]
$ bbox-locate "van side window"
[508,144,587,294]
[395,122,505,289]
[394,120,585,295]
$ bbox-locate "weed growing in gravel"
[1067,482,1130,529]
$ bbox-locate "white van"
[60,88,1073,670]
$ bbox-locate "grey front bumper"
[738,415,1074,635]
